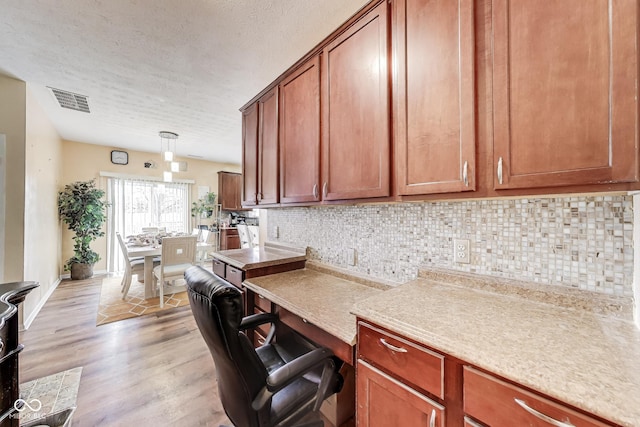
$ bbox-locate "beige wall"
[23,85,64,324]
[0,74,26,283]
[61,140,241,272]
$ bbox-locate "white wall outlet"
[454,239,470,264]
[273,226,279,238]
[346,248,357,266]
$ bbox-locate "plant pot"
[70,263,94,280]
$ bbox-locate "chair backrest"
[184,266,268,427]
[200,229,210,243]
[247,225,259,247]
[116,233,132,270]
[160,235,197,267]
[237,224,252,249]
[141,227,159,234]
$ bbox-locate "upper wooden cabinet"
[242,88,279,207]
[241,103,259,206]
[218,171,243,211]
[492,0,639,190]
[321,0,391,201]
[279,57,321,204]
[394,0,476,195]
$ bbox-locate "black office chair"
[184,266,343,427]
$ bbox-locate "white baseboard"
[22,277,61,330]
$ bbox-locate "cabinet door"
[395,0,476,195]
[279,56,321,204]
[357,360,444,427]
[322,1,390,201]
[258,87,279,205]
[493,0,638,189]
[219,172,242,211]
[242,103,258,206]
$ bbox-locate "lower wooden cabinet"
[357,360,444,427]
[356,320,616,427]
[219,228,240,250]
[463,366,611,427]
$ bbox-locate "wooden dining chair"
[152,235,197,307]
[116,232,159,299]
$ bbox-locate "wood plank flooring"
[18,275,231,426]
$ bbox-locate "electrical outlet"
[273,226,279,238]
[454,239,470,264]
[346,248,357,266]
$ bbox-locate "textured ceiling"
[0,0,369,164]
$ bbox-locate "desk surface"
[243,267,386,346]
[212,242,306,271]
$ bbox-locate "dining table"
[126,242,214,299]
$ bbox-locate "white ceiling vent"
[48,87,90,113]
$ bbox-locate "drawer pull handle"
[379,338,407,353]
[302,318,309,324]
[258,294,264,299]
[514,398,575,427]
[429,408,436,427]
[257,337,265,346]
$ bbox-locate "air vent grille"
[48,87,90,113]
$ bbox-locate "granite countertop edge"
[212,246,306,270]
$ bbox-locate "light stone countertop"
[351,273,640,427]
[212,242,306,270]
[243,267,386,345]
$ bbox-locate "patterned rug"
[96,276,190,326]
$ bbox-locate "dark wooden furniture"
[217,171,243,211]
[242,88,279,207]
[321,0,390,201]
[394,0,476,195]
[356,320,616,427]
[239,0,640,205]
[279,56,321,204]
[0,281,38,427]
[219,228,240,251]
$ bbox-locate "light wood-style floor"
[19,274,231,426]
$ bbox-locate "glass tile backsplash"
[266,195,633,296]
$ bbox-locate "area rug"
[96,276,190,326]
[18,367,82,425]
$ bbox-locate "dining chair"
[237,224,252,249]
[153,235,198,307]
[116,232,160,299]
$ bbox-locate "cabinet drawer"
[254,308,271,338]
[226,265,244,287]
[463,366,612,427]
[212,258,226,278]
[357,360,444,427]
[254,292,272,313]
[358,322,444,399]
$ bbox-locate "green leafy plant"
[58,180,108,271]
[191,192,217,218]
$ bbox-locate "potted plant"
[58,179,108,280]
[191,192,217,218]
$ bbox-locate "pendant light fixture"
[159,131,178,182]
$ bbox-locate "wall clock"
[111,150,128,165]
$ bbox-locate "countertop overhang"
[212,242,306,270]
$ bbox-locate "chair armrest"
[239,312,278,331]
[252,347,336,410]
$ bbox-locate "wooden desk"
[242,267,388,426]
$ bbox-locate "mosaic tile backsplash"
[266,195,634,297]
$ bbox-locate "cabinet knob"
[429,409,436,427]
[322,182,328,199]
[313,184,319,199]
[497,157,504,185]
